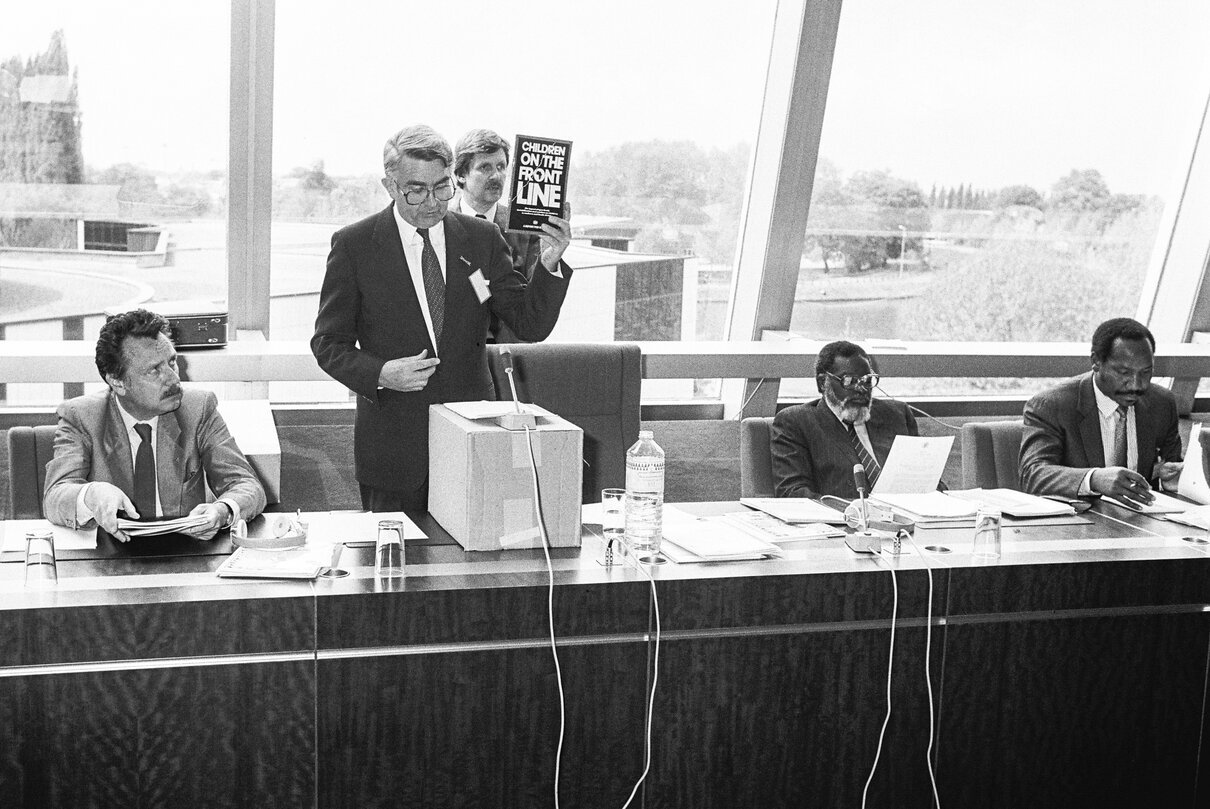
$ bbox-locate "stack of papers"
[1164,505,1210,531]
[946,488,1076,518]
[117,514,211,537]
[1103,490,1188,515]
[718,511,843,542]
[216,545,333,579]
[660,507,780,563]
[739,497,847,524]
[868,491,978,527]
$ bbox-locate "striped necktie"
[845,421,882,490]
[416,227,445,344]
[133,422,156,520]
[1113,405,1128,468]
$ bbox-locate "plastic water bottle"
[625,430,665,559]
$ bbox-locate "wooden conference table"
[1,502,1209,809]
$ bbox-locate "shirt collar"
[391,202,445,243]
[112,395,159,433]
[1092,377,1128,417]
[457,195,496,222]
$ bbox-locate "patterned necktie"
[1113,405,1129,468]
[133,422,156,520]
[416,227,444,344]
[845,421,882,490]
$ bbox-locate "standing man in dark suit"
[772,340,919,499]
[450,128,544,343]
[1020,317,1182,506]
[311,124,572,512]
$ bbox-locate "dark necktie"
[475,213,487,219]
[133,422,156,520]
[1113,405,1129,468]
[845,421,882,490]
[416,227,445,344]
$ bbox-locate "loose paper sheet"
[873,435,954,494]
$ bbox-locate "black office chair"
[7,425,57,519]
[487,343,641,503]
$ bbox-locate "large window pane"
[789,0,1209,399]
[0,2,229,405]
[271,0,776,400]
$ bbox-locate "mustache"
[163,386,182,398]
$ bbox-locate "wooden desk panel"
[2,506,1209,808]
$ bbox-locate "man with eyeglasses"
[771,340,919,499]
[450,128,543,342]
[1020,317,1182,507]
[312,124,573,512]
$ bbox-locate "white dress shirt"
[391,203,447,354]
[457,196,498,222]
[77,403,162,522]
[1078,382,1140,495]
[76,399,240,527]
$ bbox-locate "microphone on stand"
[494,348,537,430]
[853,463,869,531]
[845,463,882,554]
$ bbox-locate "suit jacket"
[43,389,267,528]
[1019,372,1182,497]
[452,193,544,343]
[771,398,918,499]
[311,205,572,493]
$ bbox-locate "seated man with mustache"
[1020,316,1183,507]
[43,309,266,542]
[772,340,920,499]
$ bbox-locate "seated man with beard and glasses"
[771,340,920,499]
[43,309,266,543]
[1020,316,1182,507]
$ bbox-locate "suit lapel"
[102,396,135,496]
[157,410,186,518]
[813,401,859,466]
[864,403,896,465]
[440,213,476,353]
[1134,392,1157,475]
[373,204,436,356]
[1076,374,1105,466]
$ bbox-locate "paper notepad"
[1103,489,1188,515]
[947,488,1075,518]
[739,497,847,524]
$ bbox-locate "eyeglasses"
[390,178,455,206]
[824,372,880,390]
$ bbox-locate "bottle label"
[626,460,665,494]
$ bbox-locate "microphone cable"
[861,552,899,809]
[620,558,661,809]
[522,422,567,809]
[874,384,966,432]
[906,534,943,809]
[732,377,769,420]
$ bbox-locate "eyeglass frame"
[388,176,456,206]
[822,371,880,390]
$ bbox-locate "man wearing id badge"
[312,124,573,512]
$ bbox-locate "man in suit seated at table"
[43,309,266,542]
[771,340,919,499]
[1020,316,1183,507]
[450,128,543,343]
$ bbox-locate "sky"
[3,0,1208,199]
